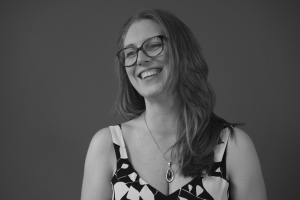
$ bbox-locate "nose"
[136,49,151,66]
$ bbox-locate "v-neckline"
[116,125,198,197]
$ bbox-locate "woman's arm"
[227,127,267,200]
[81,127,115,200]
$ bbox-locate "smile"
[139,68,162,80]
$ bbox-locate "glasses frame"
[116,35,166,67]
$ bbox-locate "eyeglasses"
[116,35,166,67]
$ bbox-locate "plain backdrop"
[1,0,299,199]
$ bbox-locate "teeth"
[141,69,162,79]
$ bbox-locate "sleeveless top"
[109,125,231,200]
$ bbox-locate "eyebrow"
[123,43,136,49]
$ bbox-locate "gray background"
[1,0,299,199]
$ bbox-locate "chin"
[138,85,167,100]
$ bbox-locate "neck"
[143,93,180,137]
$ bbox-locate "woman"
[81,9,267,200]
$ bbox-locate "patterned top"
[109,125,231,200]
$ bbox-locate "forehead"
[123,19,165,47]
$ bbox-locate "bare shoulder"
[86,127,114,165]
[85,127,115,175]
[227,127,267,200]
[228,127,254,151]
[81,127,115,200]
[90,127,113,149]
[227,127,258,175]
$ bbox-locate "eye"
[123,48,137,58]
[145,42,162,51]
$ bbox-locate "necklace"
[143,113,175,183]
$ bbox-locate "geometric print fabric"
[109,125,231,200]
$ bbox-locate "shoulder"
[226,127,267,200]
[88,127,114,156]
[84,127,115,174]
[91,127,113,144]
[227,127,257,175]
[81,127,115,200]
[227,127,254,151]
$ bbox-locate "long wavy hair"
[115,9,239,177]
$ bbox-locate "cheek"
[125,67,134,77]
[161,53,170,73]
[125,68,137,85]
[160,47,169,66]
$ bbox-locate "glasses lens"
[143,37,163,57]
[119,48,137,66]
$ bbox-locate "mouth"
[138,68,163,80]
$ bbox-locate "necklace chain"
[143,112,175,182]
[143,113,171,164]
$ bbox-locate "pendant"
[166,162,174,182]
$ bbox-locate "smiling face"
[123,19,169,100]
